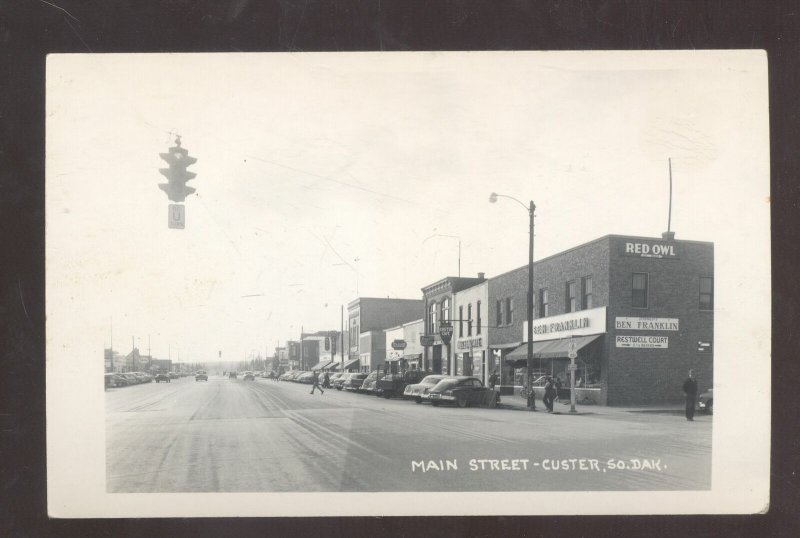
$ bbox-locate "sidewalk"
[498,392,688,417]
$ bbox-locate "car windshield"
[420,375,444,385]
[353,374,367,379]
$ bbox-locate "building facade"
[421,275,486,376]
[384,319,425,370]
[452,280,489,383]
[347,297,425,372]
[489,234,713,405]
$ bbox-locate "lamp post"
[489,193,535,406]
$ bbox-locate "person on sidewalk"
[682,369,697,421]
[526,378,537,411]
[322,371,331,389]
[310,371,325,394]
[543,376,556,412]
[488,370,499,390]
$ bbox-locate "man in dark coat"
[543,376,556,412]
[682,369,698,421]
[488,370,499,390]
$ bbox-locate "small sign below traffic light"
[168,204,185,229]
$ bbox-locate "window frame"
[496,299,503,327]
[539,288,549,318]
[476,301,482,335]
[581,276,593,310]
[566,280,577,313]
[458,305,464,337]
[699,276,714,311]
[632,272,649,309]
[505,297,513,325]
[467,303,473,336]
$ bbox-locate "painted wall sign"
[615,335,669,348]
[391,339,407,350]
[615,317,679,331]
[420,335,435,346]
[455,336,484,351]
[623,241,679,259]
[524,306,607,342]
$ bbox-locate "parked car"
[697,388,713,414]
[423,376,500,408]
[155,373,171,383]
[121,373,139,385]
[297,372,315,384]
[243,371,255,381]
[403,374,447,403]
[109,373,129,387]
[343,373,368,392]
[105,373,118,388]
[327,372,344,387]
[360,371,379,394]
[168,372,179,379]
[333,373,350,390]
[377,367,430,399]
[195,370,208,381]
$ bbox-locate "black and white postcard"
[45,50,770,517]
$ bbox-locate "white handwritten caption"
[411,458,666,473]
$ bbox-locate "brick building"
[347,297,424,372]
[488,233,713,405]
[421,275,487,375]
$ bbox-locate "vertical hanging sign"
[168,204,185,229]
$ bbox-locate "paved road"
[106,375,711,492]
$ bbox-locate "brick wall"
[606,237,714,405]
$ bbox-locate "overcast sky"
[45,51,769,364]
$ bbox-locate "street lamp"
[422,233,461,277]
[489,192,536,408]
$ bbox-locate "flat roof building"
[486,234,713,405]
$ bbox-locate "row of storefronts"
[302,233,713,405]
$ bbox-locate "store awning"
[311,360,333,371]
[325,362,341,371]
[490,342,522,350]
[342,358,360,370]
[506,334,603,362]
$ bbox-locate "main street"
[106,375,711,493]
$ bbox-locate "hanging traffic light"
[158,136,197,203]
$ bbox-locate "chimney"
[661,231,675,240]
[478,272,485,279]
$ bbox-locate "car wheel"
[456,396,468,408]
[336,387,342,391]
[431,401,440,407]
[415,398,422,404]
[383,392,391,399]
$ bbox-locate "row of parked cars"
[277,370,501,408]
[104,371,186,388]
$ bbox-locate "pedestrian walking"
[543,376,556,412]
[322,371,330,389]
[310,371,325,394]
[554,376,563,402]
[682,369,698,421]
[488,370,499,390]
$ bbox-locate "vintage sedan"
[243,371,255,381]
[697,388,713,414]
[342,373,368,392]
[403,374,447,403]
[333,373,350,390]
[424,376,500,408]
[195,370,209,381]
[154,373,171,383]
[360,371,379,394]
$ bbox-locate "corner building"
[489,234,713,406]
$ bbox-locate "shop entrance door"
[463,352,473,376]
